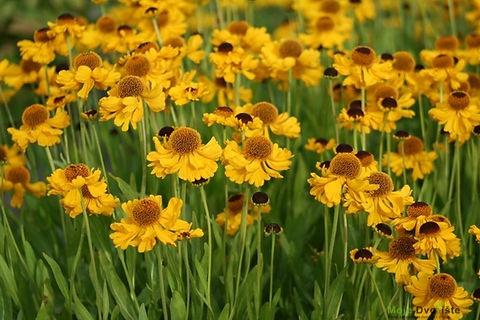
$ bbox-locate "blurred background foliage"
[0,0,93,60]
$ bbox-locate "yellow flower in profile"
[17,27,68,65]
[349,247,378,264]
[110,195,203,252]
[413,220,461,263]
[223,135,293,187]
[56,51,120,101]
[260,39,323,88]
[304,137,336,154]
[308,152,373,207]
[375,236,436,285]
[0,165,46,208]
[385,135,438,181]
[98,75,166,131]
[147,127,222,182]
[468,225,480,243]
[168,70,209,106]
[392,201,433,234]
[209,41,259,83]
[239,101,301,138]
[361,172,414,226]
[299,14,352,50]
[333,46,392,89]
[47,163,119,218]
[429,90,480,144]
[420,54,468,95]
[7,104,70,151]
[215,193,271,236]
[405,272,473,319]
[0,144,26,168]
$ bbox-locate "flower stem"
[199,186,212,312]
[268,233,276,307]
[255,205,263,319]
[360,87,367,150]
[0,85,14,128]
[328,80,339,143]
[366,265,388,319]
[155,246,169,320]
[140,115,148,197]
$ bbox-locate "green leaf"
[138,304,148,320]
[72,287,94,320]
[170,291,187,320]
[35,281,55,320]
[109,174,140,201]
[99,252,137,319]
[102,280,110,318]
[326,268,347,319]
[218,303,230,320]
[42,253,69,301]
[0,279,12,320]
[0,255,20,307]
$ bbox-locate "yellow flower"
[405,272,473,319]
[17,27,68,65]
[360,172,414,226]
[0,144,26,167]
[349,247,378,264]
[98,75,166,131]
[260,39,323,88]
[147,127,222,182]
[375,236,436,285]
[168,70,209,106]
[209,41,259,83]
[56,52,121,101]
[47,163,119,218]
[211,21,271,55]
[215,193,271,236]
[7,104,70,151]
[333,46,392,89]
[468,225,480,243]
[385,135,438,181]
[308,152,374,207]
[110,195,202,252]
[413,220,461,263]
[392,201,433,234]
[47,13,85,39]
[304,137,336,154]
[0,165,46,208]
[223,135,293,187]
[299,14,352,50]
[428,90,480,144]
[239,101,301,138]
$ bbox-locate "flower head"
[413,220,461,262]
[7,104,70,151]
[223,135,293,187]
[405,272,473,319]
[47,163,119,218]
[0,165,46,208]
[147,127,222,182]
[110,195,203,252]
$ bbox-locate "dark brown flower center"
[402,136,424,155]
[389,236,416,259]
[125,54,151,77]
[435,35,459,51]
[163,37,185,48]
[235,113,253,124]
[117,75,144,98]
[218,42,234,53]
[34,27,54,42]
[375,85,398,101]
[227,21,249,35]
[329,153,362,179]
[56,13,75,25]
[356,150,374,167]
[447,91,470,110]
[251,102,279,124]
[419,221,440,235]
[380,97,398,109]
[228,193,245,213]
[466,33,480,49]
[316,16,335,32]
[65,164,90,181]
[155,11,169,28]
[432,54,454,68]
[74,52,102,70]
[214,106,234,117]
[244,136,273,160]
[279,39,303,58]
[321,0,341,13]
[22,104,49,127]
[252,191,269,205]
[354,248,373,260]
[375,223,393,237]
[351,46,376,66]
[368,172,393,197]
[169,127,202,154]
[132,198,161,226]
[96,15,117,33]
[6,166,30,184]
[407,202,432,218]
[429,273,457,299]
[136,41,159,53]
[20,59,42,73]
[393,51,415,72]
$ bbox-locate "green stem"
[268,233,276,307]
[328,80,339,143]
[0,85,14,128]
[151,17,163,47]
[366,266,389,319]
[255,205,263,319]
[360,87,367,150]
[140,115,148,197]
[199,186,212,312]
[155,246,169,320]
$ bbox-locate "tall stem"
[199,186,212,312]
